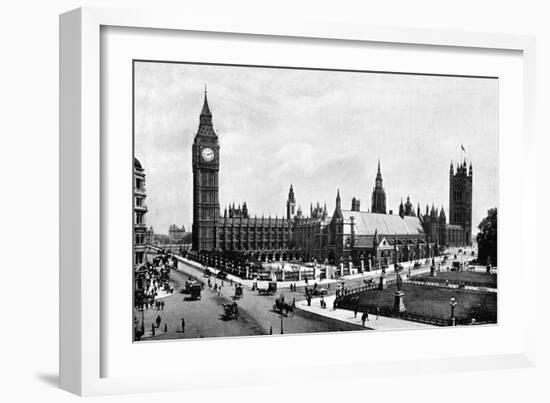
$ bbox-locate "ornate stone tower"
[286,184,296,220]
[449,160,473,245]
[371,159,387,214]
[192,88,220,251]
[351,197,361,212]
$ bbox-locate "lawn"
[347,284,497,322]
[415,271,497,288]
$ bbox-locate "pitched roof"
[340,210,424,236]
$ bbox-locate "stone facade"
[190,93,473,264]
[133,158,148,268]
[168,224,186,243]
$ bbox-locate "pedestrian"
[376,306,380,320]
[354,304,358,318]
[155,315,161,328]
[292,297,296,308]
[361,312,367,327]
[269,326,273,335]
[162,301,165,310]
[181,317,185,333]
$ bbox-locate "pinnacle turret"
[371,159,387,214]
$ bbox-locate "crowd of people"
[133,251,177,340]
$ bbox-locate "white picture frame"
[60,7,537,396]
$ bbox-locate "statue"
[396,272,403,291]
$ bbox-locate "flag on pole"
[461,144,465,152]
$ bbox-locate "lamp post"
[450,297,457,326]
[140,306,145,334]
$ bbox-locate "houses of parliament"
[191,90,472,267]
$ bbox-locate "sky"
[134,61,498,235]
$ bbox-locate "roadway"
[138,260,363,341]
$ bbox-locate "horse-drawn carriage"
[257,281,277,295]
[273,294,293,316]
[183,279,200,293]
[234,284,243,299]
[181,280,202,300]
[222,302,239,320]
[159,267,170,283]
[189,284,202,300]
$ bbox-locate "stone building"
[133,158,148,268]
[324,189,433,269]
[168,224,186,243]
[191,89,295,257]
[145,226,154,245]
[190,92,473,266]
[448,160,473,245]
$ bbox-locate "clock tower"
[192,88,220,251]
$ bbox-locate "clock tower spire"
[192,86,220,251]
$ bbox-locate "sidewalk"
[174,255,341,289]
[296,295,435,331]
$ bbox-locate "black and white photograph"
[132,61,498,342]
[6,0,550,400]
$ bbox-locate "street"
[137,259,363,341]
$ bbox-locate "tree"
[476,208,497,266]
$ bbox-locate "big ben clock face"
[201,147,214,162]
